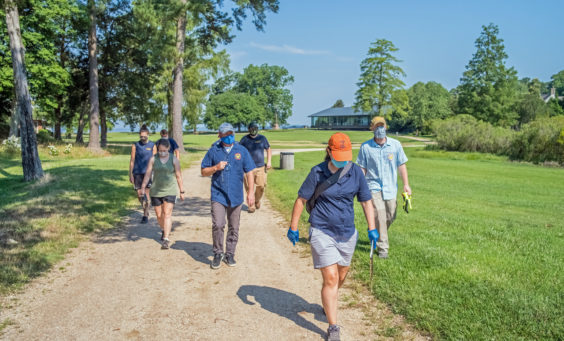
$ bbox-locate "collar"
[370,137,390,148]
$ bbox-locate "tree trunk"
[273,111,279,130]
[54,101,62,140]
[9,96,19,137]
[75,103,87,144]
[5,0,44,181]
[87,0,100,150]
[171,1,187,153]
[100,106,107,147]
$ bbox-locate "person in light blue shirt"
[356,116,412,259]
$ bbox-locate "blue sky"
[221,0,564,126]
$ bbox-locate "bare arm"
[174,149,180,160]
[360,200,376,230]
[289,197,307,230]
[266,148,272,169]
[140,157,155,193]
[201,161,227,177]
[398,163,411,195]
[173,157,184,200]
[129,144,136,183]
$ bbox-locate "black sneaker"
[160,231,164,241]
[211,253,223,269]
[327,324,340,341]
[141,216,148,224]
[223,254,237,267]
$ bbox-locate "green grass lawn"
[0,145,203,294]
[266,149,564,340]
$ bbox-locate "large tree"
[407,81,452,134]
[354,39,406,117]
[4,0,43,180]
[550,70,564,96]
[87,0,100,150]
[203,91,265,131]
[457,23,519,127]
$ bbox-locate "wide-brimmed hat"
[328,132,352,161]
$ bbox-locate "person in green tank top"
[141,139,185,249]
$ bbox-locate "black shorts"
[151,196,176,206]
[133,173,152,190]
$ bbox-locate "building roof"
[308,106,370,117]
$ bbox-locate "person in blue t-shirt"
[239,122,272,213]
[160,129,180,160]
[201,123,256,269]
[129,124,156,223]
[286,132,377,341]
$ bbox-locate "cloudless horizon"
[220,0,564,126]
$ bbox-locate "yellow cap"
[370,116,387,131]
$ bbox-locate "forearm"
[141,173,151,188]
[129,161,134,176]
[176,173,184,192]
[290,197,306,229]
[398,164,409,186]
[246,172,255,192]
[201,165,217,177]
[266,148,272,164]
[361,200,376,230]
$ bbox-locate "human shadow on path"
[171,241,212,265]
[236,285,327,337]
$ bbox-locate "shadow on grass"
[0,164,134,293]
[237,285,327,337]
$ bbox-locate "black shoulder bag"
[306,162,353,214]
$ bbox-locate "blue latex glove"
[368,229,379,249]
[287,228,299,246]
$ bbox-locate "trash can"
[280,152,294,170]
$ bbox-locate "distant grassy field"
[0,145,203,294]
[266,149,564,340]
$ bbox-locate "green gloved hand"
[402,192,412,213]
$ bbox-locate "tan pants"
[244,166,267,209]
[371,192,397,254]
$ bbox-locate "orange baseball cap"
[328,132,353,161]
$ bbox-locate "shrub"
[432,115,514,155]
[47,145,59,156]
[36,129,54,144]
[64,144,72,154]
[508,116,564,165]
[1,135,21,155]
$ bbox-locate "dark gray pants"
[211,201,242,256]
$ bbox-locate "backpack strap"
[306,162,353,213]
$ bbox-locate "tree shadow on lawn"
[237,285,327,337]
[0,165,134,292]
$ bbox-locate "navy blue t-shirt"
[132,140,155,174]
[201,141,256,207]
[239,134,270,167]
[298,161,372,238]
[168,138,179,153]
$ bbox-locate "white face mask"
[158,151,168,157]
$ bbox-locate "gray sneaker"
[378,252,389,259]
[327,324,340,341]
[223,254,237,267]
[161,239,170,249]
[211,253,223,269]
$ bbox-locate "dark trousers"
[211,201,242,256]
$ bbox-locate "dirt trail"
[0,164,426,340]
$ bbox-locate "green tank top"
[151,155,178,197]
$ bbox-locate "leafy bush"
[432,115,514,155]
[1,135,21,155]
[508,116,564,165]
[64,143,73,154]
[36,129,54,144]
[47,145,59,156]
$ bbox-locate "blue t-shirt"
[132,140,155,174]
[298,161,372,238]
[356,137,408,200]
[239,134,270,167]
[201,141,256,207]
[168,138,179,153]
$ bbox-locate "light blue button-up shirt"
[356,137,408,200]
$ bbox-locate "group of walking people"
[128,117,411,341]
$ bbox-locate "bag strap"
[310,162,353,205]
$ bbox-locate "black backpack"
[306,162,353,214]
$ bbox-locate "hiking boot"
[161,238,170,249]
[255,201,261,209]
[223,254,237,267]
[378,252,388,259]
[327,324,340,341]
[141,216,148,224]
[211,253,223,269]
[248,206,256,213]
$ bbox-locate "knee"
[323,272,339,288]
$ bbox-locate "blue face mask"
[374,126,386,139]
[220,134,235,145]
[331,159,349,168]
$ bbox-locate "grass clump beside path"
[0,145,203,295]
[266,148,564,340]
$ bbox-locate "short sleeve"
[201,150,213,168]
[239,136,248,148]
[397,145,408,166]
[263,136,270,149]
[297,168,319,200]
[170,139,179,150]
[356,166,372,202]
[356,145,367,169]
[241,147,256,172]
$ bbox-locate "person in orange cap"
[287,132,377,340]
